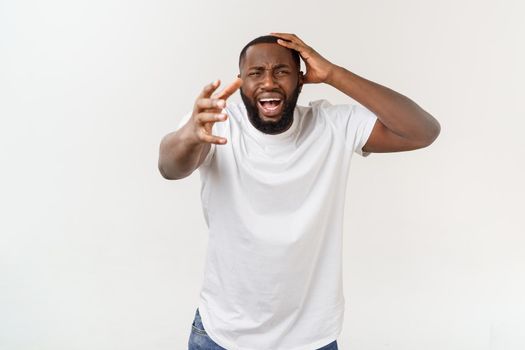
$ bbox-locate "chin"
[240,89,297,134]
[259,114,283,123]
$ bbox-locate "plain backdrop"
[1,0,524,349]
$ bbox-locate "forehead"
[241,43,295,69]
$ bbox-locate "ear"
[298,71,304,91]
[237,73,241,78]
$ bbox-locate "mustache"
[240,84,301,135]
[239,88,285,99]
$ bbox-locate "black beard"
[240,85,301,135]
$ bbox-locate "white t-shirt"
[178,100,377,350]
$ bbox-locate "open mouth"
[257,97,284,118]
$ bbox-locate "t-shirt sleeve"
[175,111,216,168]
[316,100,377,157]
[347,104,378,157]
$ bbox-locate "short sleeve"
[313,100,378,157]
[348,104,378,157]
[175,111,216,167]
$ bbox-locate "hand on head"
[270,32,335,84]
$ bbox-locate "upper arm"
[362,119,429,153]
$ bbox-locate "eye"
[248,71,261,77]
[275,69,290,76]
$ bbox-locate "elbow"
[158,161,176,180]
[417,119,441,149]
[427,119,441,145]
[158,145,175,180]
[158,159,187,180]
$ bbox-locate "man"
[158,33,440,350]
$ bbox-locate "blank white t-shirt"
[178,100,377,350]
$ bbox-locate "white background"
[1,0,524,349]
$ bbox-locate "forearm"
[326,65,440,143]
[158,124,209,180]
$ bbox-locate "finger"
[270,32,306,45]
[198,79,221,99]
[214,77,243,100]
[270,34,307,53]
[274,38,302,51]
[196,112,227,124]
[196,98,226,111]
[198,130,227,145]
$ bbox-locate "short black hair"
[238,35,300,71]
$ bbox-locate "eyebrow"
[247,64,291,71]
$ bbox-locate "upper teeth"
[259,98,280,102]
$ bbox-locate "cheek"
[283,79,299,94]
[240,83,256,96]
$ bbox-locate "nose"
[261,70,277,88]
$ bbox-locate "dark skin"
[269,32,441,152]
[158,33,440,180]
[158,78,242,180]
[238,43,303,128]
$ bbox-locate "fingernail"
[217,100,225,108]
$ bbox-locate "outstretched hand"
[190,78,242,145]
[270,32,336,84]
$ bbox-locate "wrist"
[179,122,202,147]
[324,64,343,86]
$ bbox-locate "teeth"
[259,98,281,102]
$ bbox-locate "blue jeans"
[188,308,338,350]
